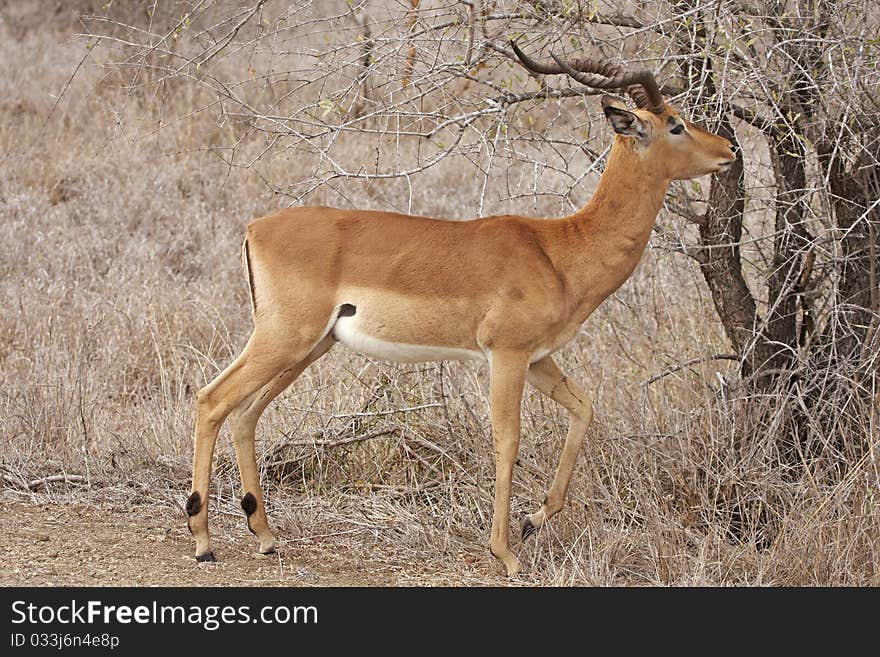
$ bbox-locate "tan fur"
[186,99,735,575]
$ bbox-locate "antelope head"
[510,42,737,181]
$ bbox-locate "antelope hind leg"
[521,356,593,539]
[228,334,334,555]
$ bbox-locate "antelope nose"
[726,142,737,160]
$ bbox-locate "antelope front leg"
[487,350,529,577]
[521,356,593,538]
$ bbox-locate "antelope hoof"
[256,534,277,555]
[520,514,538,541]
[492,548,522,577]
[195,551,216,563]
[505,557,523,577]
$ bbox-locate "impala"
[185,44,736,576]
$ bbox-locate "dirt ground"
[1,500,515,587]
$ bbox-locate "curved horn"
[510,40,623,79]
[548,52,619,90]
[623,75,665,114]
[508,41,666,114]
[510,39,562,75]
[549,52,665,114]
[625,85,655,112]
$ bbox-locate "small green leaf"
[318,99,336,119]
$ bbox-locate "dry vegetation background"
[1,0,878,585]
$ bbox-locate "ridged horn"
[509,41,665,114]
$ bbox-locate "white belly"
[332,315,484,363]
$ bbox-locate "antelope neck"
[549,135,671,314]
[574,135,670,240]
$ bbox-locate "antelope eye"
[670,124,685,135]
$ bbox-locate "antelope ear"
[601,95,648,140]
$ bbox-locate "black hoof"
[195,551,216,563]
[259,547,277,556]
[520,514,538,541]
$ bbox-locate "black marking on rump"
[185,491,202,516]
[241,492,258,517]
[338,303,356,318]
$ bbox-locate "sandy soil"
[1,500,511,587]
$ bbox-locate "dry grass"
[1,2,878,586]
